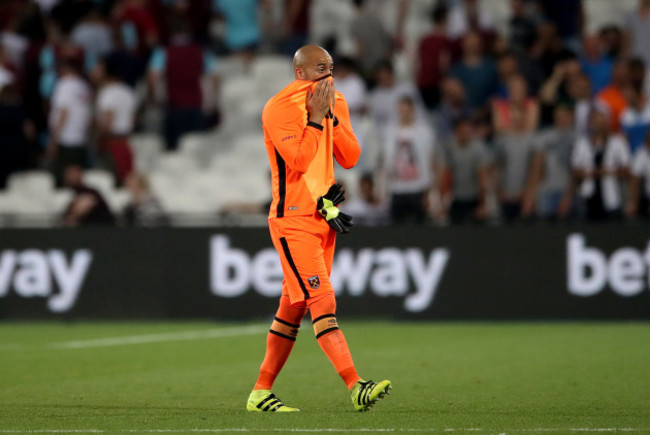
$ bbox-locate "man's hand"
[307,79,333,125]
[317,183,353,234]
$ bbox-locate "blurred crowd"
[1,0,650,226]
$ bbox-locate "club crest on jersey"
[307,275,320,289]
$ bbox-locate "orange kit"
[262,76,361,305]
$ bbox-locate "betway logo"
[210,235,449,312]
[567,234,650,297]
[0,249,92,312]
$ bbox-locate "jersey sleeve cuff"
[307,121,324,131]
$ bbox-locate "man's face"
[298,53,334,81]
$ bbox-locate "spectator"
[525,104,576,219]
[596,61,628,132]
[38,19,85,103]
[539,0,583,51]
[112,0,159,55]
[627,57,648,99]
[147,18,219,150]
[495,51,519,99]
[60,165,115,226]
[532,22,575,79]
[599,26,624,61]
[567,73,593,137]
[562,110,631,221]
[627,131,650,218]
[350,0,393,81]
[333,57,366,145]
[104,26,146,88]
[213,0,265,61]
[46,59,92,187]
[620,83,650,154]
[492,74,539,134]
[94,57,137,184]
[368,60,422,136]
[579,35,613,95]
[624,0,650,69]
[441,117,490,224]
[447,0,494,41]
[508,0,536,54]
[122,172,168,226]
[494,108,536,222]
[449,31,498,111]
[416,4,454,110]
[342,173,389,226]
[381,97,437,224]
[280,0,312,56]
[434,76,472,145]
[0,44,17,90]
[0,83,31,189]
[70,7,112,60]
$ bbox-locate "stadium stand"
[0,0,649,226]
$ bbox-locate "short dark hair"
[431,3,448,25]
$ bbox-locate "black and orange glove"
[317,183,353,234]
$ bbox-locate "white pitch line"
[1,429,650,434]
[48,325,268,349]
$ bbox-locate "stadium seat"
[154,152,198,175]
[251,55,292,81]
[130,134,164,173]
[104,189,131,215]
[7,171,55,198]
[178,132,226,169]
[48,189,74,213]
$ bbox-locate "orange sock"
[309,294,361,389]
[254,296,306,390]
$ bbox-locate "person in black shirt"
[60,165,115,226]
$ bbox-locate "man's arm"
[332,94,361,169]
[264,80,332,174]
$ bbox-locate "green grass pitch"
[1,321,649,434]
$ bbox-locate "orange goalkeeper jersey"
[262,77,361,219]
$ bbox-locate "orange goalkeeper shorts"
[268,212,336,305]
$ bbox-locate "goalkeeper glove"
[317,183,353,234]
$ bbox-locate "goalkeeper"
[246,45,391,413]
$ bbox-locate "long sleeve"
[262,99,324,174]
[332,95,361,169]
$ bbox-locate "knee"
[308,293,339,339]
[270,316,301,341]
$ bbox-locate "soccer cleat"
[350,379,392,412]
[246,389,300,412]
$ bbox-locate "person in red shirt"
[246,45,391,413]
[416,4,455,110]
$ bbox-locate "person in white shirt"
[95,57,137,183]
[380,96,438,224]
[332,57,367,151]
[47,59,92,186]
[560,110,632,221]
[627,131,650,219]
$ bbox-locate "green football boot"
[246,390,300,412]
[350,379,392,411]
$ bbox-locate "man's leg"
[254,294,307,390]
[247,292,306,412]
[308,292,360,389]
